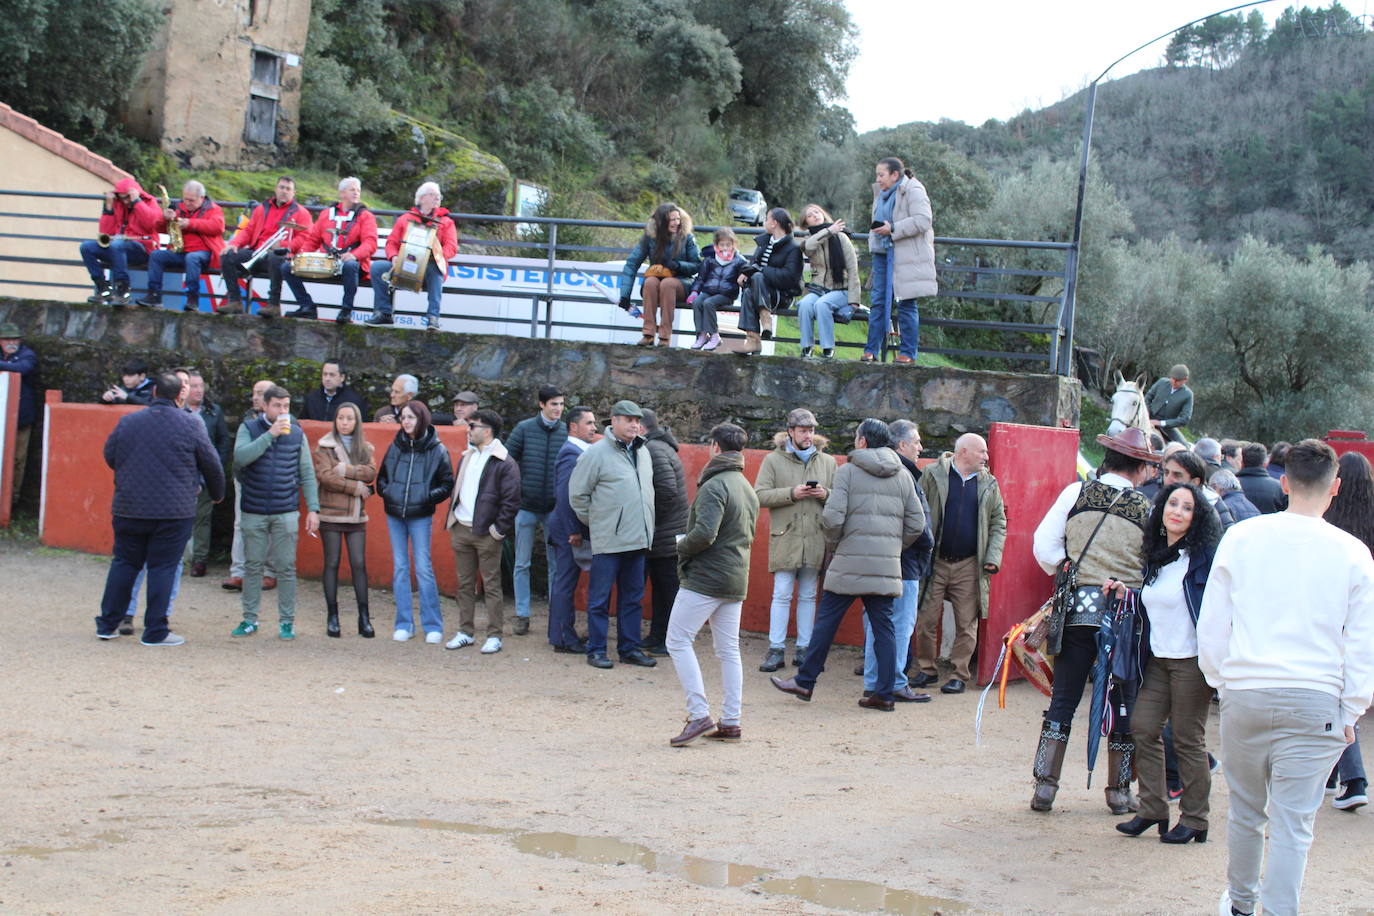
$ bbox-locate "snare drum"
[291,251,342,279]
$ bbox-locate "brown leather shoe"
[893,686,932,703]
[669,716,716,747]
[707,724,741,740]
[858,694,895,711]
[258,304,280,319]
[262,577,277,590]
[221,576,243,591]
[190,561,207,578]
[216,300,244,316]
[769,676,812,701]
[894,354,915,364]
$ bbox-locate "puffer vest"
[239,416,303,515]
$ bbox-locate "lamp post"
[1060,0,1276,375]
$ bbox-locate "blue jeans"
[796,289,847,350]
[371,258,444,319]
[797,590,896,700]
[96,516,194,643]
[147,249,211,305]
[514,508,556,619]
[386,514,442,635]
[863,578,918,692]
[1336,724,1365,785]
[127,560,183,618]
[546,538,583,648]
[586,550,646,657]
[866,253,921,359]
[80,239,148,285]
[284,258,361,311]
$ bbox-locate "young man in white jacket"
[1198,438,1374,916]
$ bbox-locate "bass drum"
[291,252,342,279]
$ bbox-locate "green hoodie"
[677,451,760,600]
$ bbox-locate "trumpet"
[98,233,113,248]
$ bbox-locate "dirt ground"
[1,543,1371,916]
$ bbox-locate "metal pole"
[544,224,558,339]
[1062,80,1096,377]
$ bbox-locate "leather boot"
[1105,732,1138,814]
[326,602,341,638]
[1031,718,1070,812]
[737,330,762,356]
[357,603,375,638]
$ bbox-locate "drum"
[389,224,438,292]
[292,252,342,279]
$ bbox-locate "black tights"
[322,529,368,608]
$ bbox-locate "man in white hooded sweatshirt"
[1199,438,1374,916]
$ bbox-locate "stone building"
[0,103,135,303]
[125,0,311,169]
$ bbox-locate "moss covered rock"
[363,115,511,215]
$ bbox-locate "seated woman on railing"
[618,203,701,347]
[685,227,746,351]
[736,207,802,357]
[795,204,862,360]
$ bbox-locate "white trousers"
[666,587,743,726]
[768,567,818,649]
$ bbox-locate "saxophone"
[159,184,185,253]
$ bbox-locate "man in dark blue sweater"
[96,373,225,646]
[505,385,568,635]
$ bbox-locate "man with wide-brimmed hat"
[0,321,38,510]
[1028,426,1160,814]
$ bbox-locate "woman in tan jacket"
[312,402,378,638]
[796,204,862,359]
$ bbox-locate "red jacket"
[98,178,163,253]
[229,199,309,250]
[384,207,458,261]
[296,205,380,278]
[158,199,226,268]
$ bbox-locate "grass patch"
[772,316,964,367]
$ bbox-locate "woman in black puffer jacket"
[375,400,455,643]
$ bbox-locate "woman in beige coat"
[867,156,936,364]
[312,402,378,638]
[796,204,862,359]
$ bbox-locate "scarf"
[786,439,816,463]
[871,183,898,252]
[808,223,846,288]
[340,433,355,453]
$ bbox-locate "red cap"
[113,178,142,195]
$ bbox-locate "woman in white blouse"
[1104,481,1221,844]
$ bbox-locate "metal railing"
[0,190,1076,374]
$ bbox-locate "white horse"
[1105,371,1152,438]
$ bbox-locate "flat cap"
[610,399,643,418]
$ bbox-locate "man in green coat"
[754,407,837,672]
[568,399,658,670]
[665,424,760,746]
[913,433,1007,694]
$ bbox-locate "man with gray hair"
[375,374,420,423]
[1194,437,1223,474]
[218,175,307,316]
[1209,468,1261,526]
[771,418,925,710]
[368,181,458,331]
[913,432,1006,695]
[1145,364,1193,445]
[284,176,379,323]
[136,179,225,312]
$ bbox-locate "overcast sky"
[840,1,1318,131]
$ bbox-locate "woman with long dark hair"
[618,203,701,347]
[1323,451,1372,811]
[735,207,802,356]
[312,402,377,637]
[375,400,455,643]
[1106,481,1221,844]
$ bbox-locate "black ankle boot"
[326,603,341,638]
[357,604,374,638]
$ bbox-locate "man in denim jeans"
[754,408,836,672]
[504,386,567,636]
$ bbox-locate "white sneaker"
[425,631,443,644]
[481,636,502,654]
[392,628,413,642]
[445,632,475,650]
[141,633,186,646]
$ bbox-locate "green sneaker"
[279,622,295,640]
[231,621,258,637]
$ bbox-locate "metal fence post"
[543,223,558,339]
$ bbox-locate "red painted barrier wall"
[39,395,1073,654]
[979,421,1081,685]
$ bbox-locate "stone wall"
[0,299,1080,450]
